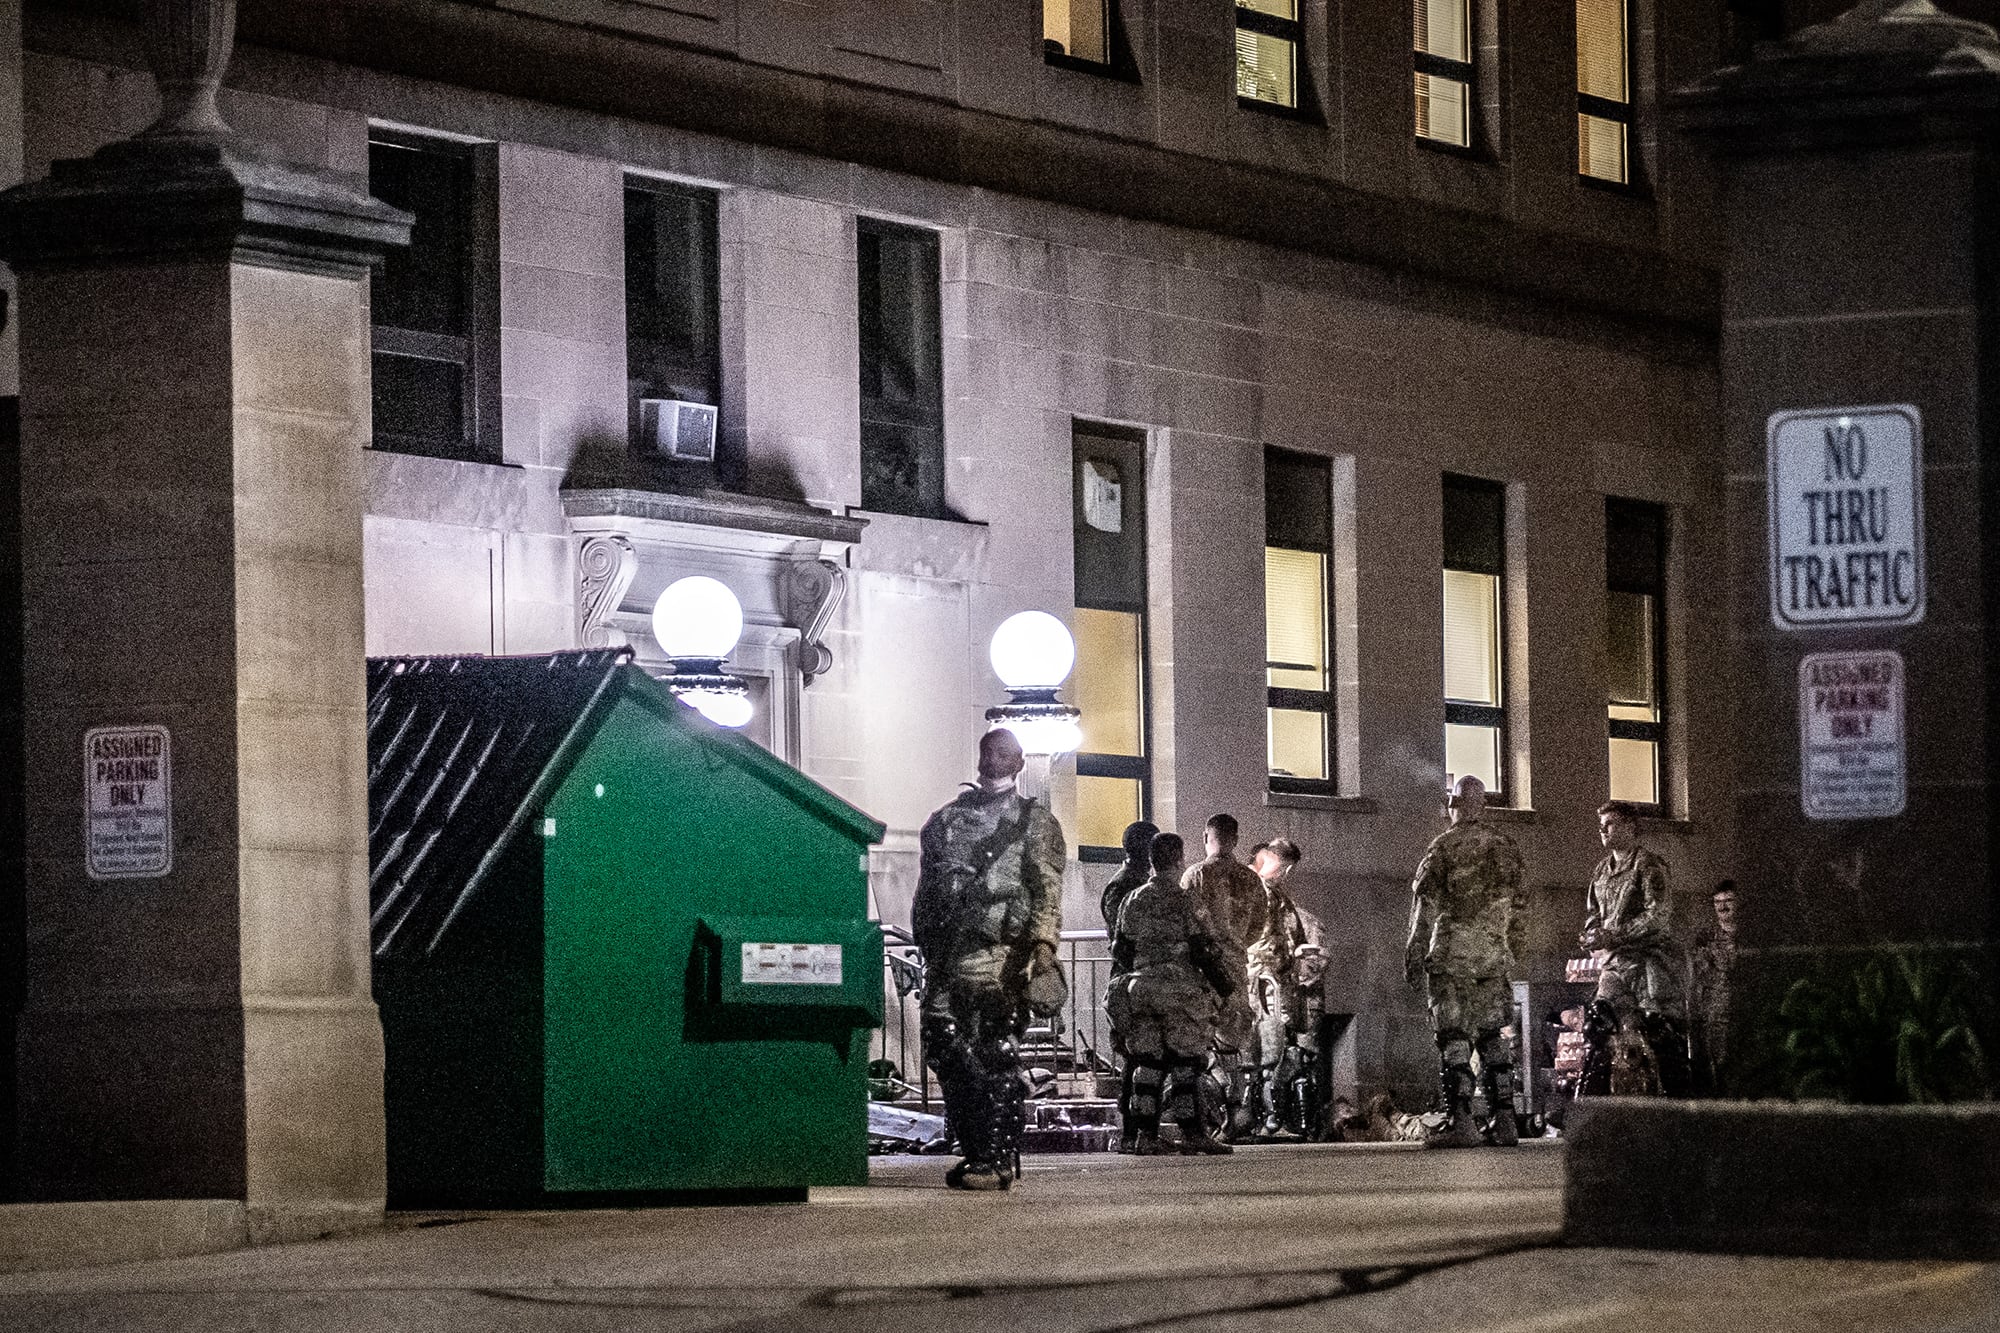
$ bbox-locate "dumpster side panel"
[376,831,546,1205]
[541,695,874,1193]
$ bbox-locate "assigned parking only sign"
[85,725,172,879]
[1798,651,1905,820]
[1768,404,1924,629]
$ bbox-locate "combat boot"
[945,1159,1011,1191]
[1486,1107,1519,1147]
[1131,1132,1167,1156]
[1423,1107,1482,1149]
[1178,1126,1235,1155]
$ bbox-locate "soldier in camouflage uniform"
[1579,801,1688,1097]
[1245,839,1316,1137]
[1688,880,1738,1095]
[1112,833,1234,1155]
[911,728,1067,1190]
[1100,819,1158,1152]
[1404,776,1527,1149]
[1181,813,1266,1139]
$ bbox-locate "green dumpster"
[368,649,885,1206]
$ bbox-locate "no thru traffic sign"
[1767,404,1924,630]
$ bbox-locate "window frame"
[1575,0,1636,187]
[1442,473,1508,805]
[1073,425,1152,865]
[622,175,729,484]
[1605,497,1668,814]
[1043,0,1138,78]
[366,128,500,463]
[856,217,947,519]
[1413,0,1478,153]
[1234,1,1305,114]
[1264,448,1337,797]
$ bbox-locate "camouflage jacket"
[911,784,1066,973]
[1182,854,1267,951]
[1116,872,1222,1014]
[1247,881,1309,976]
[1100,858,1149,938]
[1407,819,1527,978]
[1584,846,1674,964]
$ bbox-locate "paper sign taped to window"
[1081,458,1122,533]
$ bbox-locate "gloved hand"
[1024,941,1067,1017]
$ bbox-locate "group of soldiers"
[1098,813,1325,1156]
[909,726,1724,1189]
[1407,777,1723,1148]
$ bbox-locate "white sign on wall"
[1767,404,1924,629]
[85,725,172,879]
[1798,651,1905,821]
[740,941,843,986]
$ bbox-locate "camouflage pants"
[1425,972,1512,1038]
[923,944,1027,1167]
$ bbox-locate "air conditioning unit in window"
[639,398,719,463]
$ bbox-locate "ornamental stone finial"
[140,0,237,139]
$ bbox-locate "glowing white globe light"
[988,611,1075,690]
[652,576,744,660]
[995,714,1083,758]
[682,689,753,729]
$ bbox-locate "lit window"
[1443,475,1506,801]
[1414,0,1472,148]
[1266,449,1335,793]
[1074,427,1151,859]
[1236,0,1301,110]
[1044,0,1110,64]
[1607,498,1666,808]
[1576,0,1631,183]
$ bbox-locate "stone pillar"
[0,0,408,1234]
[1671,2,2000,1087]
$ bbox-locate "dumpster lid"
[366,650,884,961]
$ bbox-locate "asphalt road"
[1,1142,1994,1331]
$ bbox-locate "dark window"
[857,220,945,518]
[1073,425,1150,863]
[1577,0,1632,183]
[1235,1,1302,110]
[1442,474,1506,802]
[368,133,496,460]
[1415,0,1474,147]
[624,180,729,483]
[1607,498,1666,809]
[1266,449,1335,795]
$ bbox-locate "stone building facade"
[2,0,1739,1104]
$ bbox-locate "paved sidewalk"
[0,1142,1993,1331]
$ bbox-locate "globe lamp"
[651,576,753,728]
[985,610,1083,758]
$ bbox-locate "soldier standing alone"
[1404,775,1528,1149]
[910,728,1067,1191]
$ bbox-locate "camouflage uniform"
[1406,820,1527,1130]
[1246,882,1318,1133]
[1688,929,1736,1094]
[1181,854,1264,1052]
[1112,872,1227,1149]
[911,784,1066,1177]
[1581,846,1686,1096]
[1099,854,1149,1145]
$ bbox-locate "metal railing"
[871,928,1117,1107]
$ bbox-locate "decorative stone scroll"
[577,534,637,648]
[783,558,846,686]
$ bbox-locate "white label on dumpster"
[85,725,172,880]
[741,942,844,986]
[1799,650,1906,820]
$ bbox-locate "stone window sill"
[1263,791,1379,814]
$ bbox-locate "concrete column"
[1671,2,2000,1081]
[0,0,407,1234]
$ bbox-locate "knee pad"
[1584,999,1620,1042]
[1439,1033,1474,1071]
